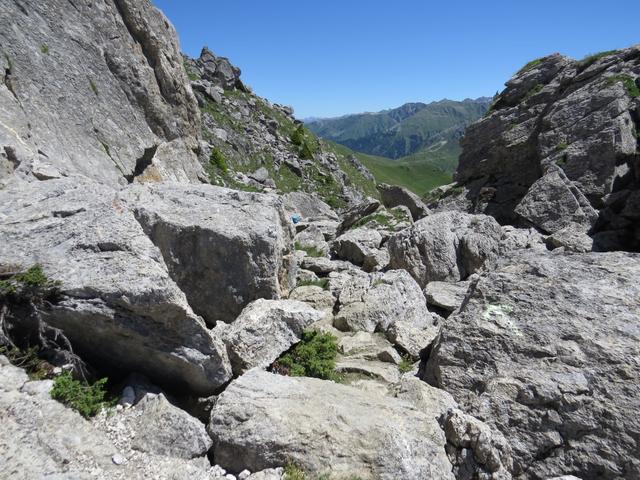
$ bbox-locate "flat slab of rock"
[208,369,454,480]
[424,281,471,312]
[388,211,502,287]
[0,179,231,395]
[336,197,381,234]
[123,183,295,324]
[425,250,640,478]
[216,299,323,375]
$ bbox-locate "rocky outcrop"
[208,369,455,479]
[123,183,295,324]
[425,250,640,479]
[216,299,323,375]
[388,211,503,287]
[452,47,640,251]
[0,0,201,186]
[331,227,387,271]
[0,178,231,395]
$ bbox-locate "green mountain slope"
[326,141,452,197]
[307,98,490,173]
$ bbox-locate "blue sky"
[154,0,640,119]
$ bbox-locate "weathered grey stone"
[123,183,295,325]
[514,166,598,234]
[0,178,231,395]
[282,191,339,221]
[208,369,455,479]
[546,223,594,252]
[289,286,336,313]
[388,211,503,287]
[336,197,381,234]
[216,299,323,375]
[199,47,244,91]
[300,256,336,274]
[294,224,330,256]
[0,357,219,479]
[334,270,437,355]
[424,281,471,312]
[129,393,212,459]
[335,358,401,385]
[425,250,640,478]
[0,0,200,185]
[377,183,430,221]
[331,228,382,268]
[338,331,401,364]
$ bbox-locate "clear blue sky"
[154,0,639,119]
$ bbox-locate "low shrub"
[273,330,340,381]
[209,148,229,174]
[50,372,113,418]
[398,356,414,373]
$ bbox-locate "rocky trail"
[0,1,639,479]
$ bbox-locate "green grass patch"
[398,356,414,373]
[273,330,341,381]
[516,57,545,75]
[606,74,640,98]
[51,372,113,418]
[579,50,620,70]
[40,44,49,55]
[557,142,569,151]
[89,79,98,96]
[0,265,60,300]
[297,278,330,290]
[295,242,325,258]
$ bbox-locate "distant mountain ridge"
[307,97,491,172]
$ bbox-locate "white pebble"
[111,453,126,465]
[238,470,251,480]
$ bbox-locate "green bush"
[398,356,414,373]
[297,278,330,290]
[299,141,315,160]
[295,242,325,258]
[209,148,228,174]
[284,463,306,480]
[291,125,304,146]
[0,265,60,300]
[50,372,112,418]
[274,330,340,381]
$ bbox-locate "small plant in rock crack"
[272,330,341,381]
[398,355,414,373]
[294,242,325,258]
[0,264,60,301]
[50,371,114,418]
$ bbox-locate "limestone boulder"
[208,369,454,480]
[388,211,503,287]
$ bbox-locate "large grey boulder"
[0,0,201,185]
[215,299,324,375]
[514,166,598,234]
[377,183,429,221]
[199,47,244,91]
[208,369,455,480]
[331,227,383,269]
[388,211,503,287]
[0,179,231,395]
[425,250,640,478]
[123,183,295,325]
[334,270,438,356]
[336,197,381,234]
[282,191,339,221]
[424,281,471,312]
[128,393,213,459]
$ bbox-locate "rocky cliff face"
[1,1,639,479]
[437,47,640,251]
[0,0,203,185]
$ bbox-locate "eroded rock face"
[425,250,640,479]
[208,369,455,480]
[388,211,503,287]
[0,178,231,395]
[0,0,201,185]
[454,47,640,251]
[123,183,295,325]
